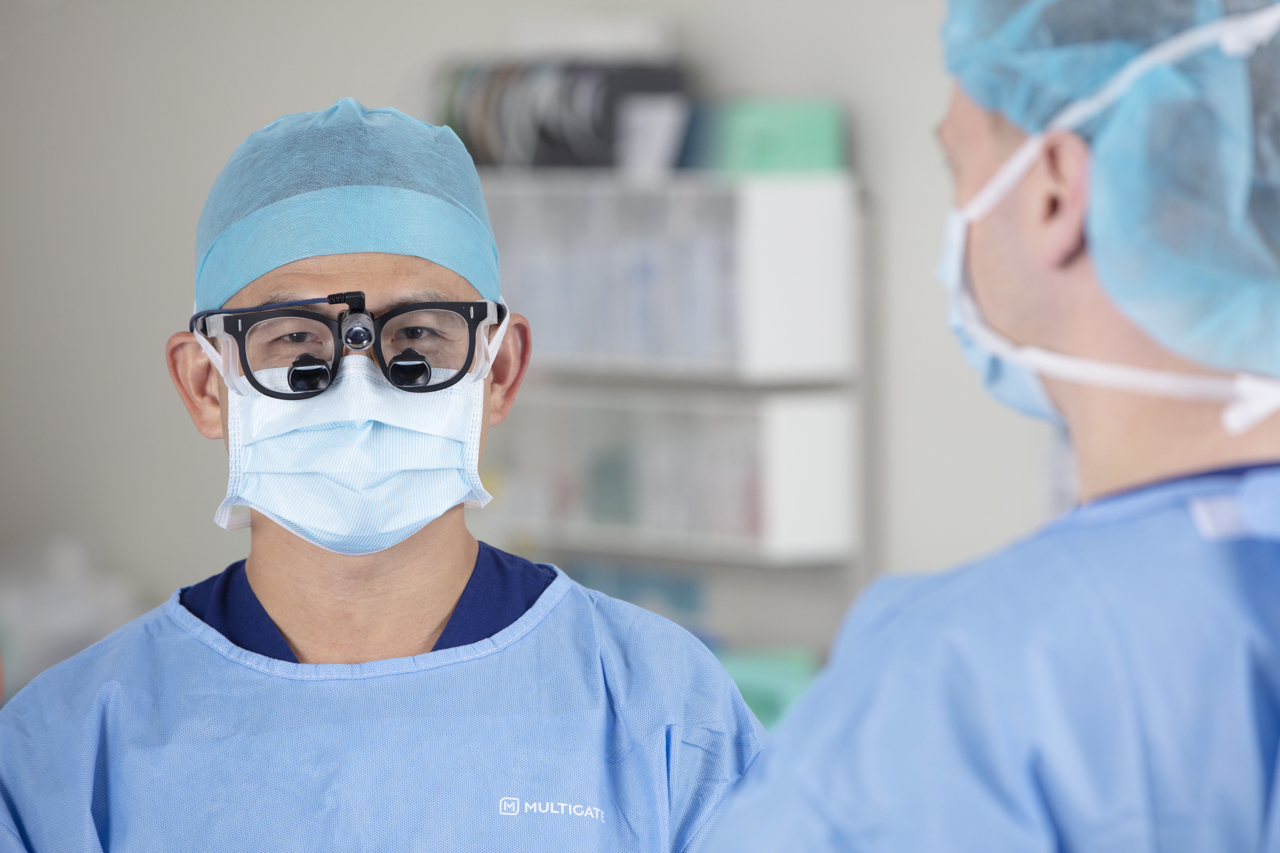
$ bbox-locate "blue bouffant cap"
[195,98,499,311]
[943,0,1280,377]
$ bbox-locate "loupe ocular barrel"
[287,353,332,393]
[388,348,432,388]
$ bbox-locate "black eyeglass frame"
[190,291,506,400]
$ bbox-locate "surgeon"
[0,99,763,852]
[704,2,1280,851]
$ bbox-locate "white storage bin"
[472,387,858,566]
[481,170,859,383]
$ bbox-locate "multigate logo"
[498,798,606,822]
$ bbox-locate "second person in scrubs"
[706,1,1280,850]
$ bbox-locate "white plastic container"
[481,170,859,382]
[472,387,858,566]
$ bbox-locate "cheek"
[477,377,492,458]
[219,381,230,450]
[966,216,1024,337]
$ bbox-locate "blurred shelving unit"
[468,167,862,652]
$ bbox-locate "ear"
[485,313,532,427]
[1033,130,1092,269]
[167,332,226,440]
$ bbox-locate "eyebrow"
[250,291,328,308]
[379,289,453,312]
[251,288,456,312]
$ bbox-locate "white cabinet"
[473,387,858,566]
[473,170,862,570]
[481,171,858,382]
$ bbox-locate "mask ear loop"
[472,299,510,380]
[193,316,252,396]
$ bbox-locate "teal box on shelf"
[679,99,846,173]
[715,647,820,730]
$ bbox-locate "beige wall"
[0,0,1054,619]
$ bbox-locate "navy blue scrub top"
[180,542,557,662]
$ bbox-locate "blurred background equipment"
[449,28,861,725]
[679,99,846,173]
[0,543,143,704]
[437,60,688,169]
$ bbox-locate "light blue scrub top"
[704,465,1280,852]
[0,569,764,852]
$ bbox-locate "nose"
[345,347,378,362]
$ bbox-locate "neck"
[1052,383,1280,502]
[242,505,478,664]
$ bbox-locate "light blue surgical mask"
[937,6,1280,435]
[213,357,490,555]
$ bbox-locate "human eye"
[398,325,442,342]
[245,316,332,371]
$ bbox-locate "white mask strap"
[963,134,1047,222]
[954,286,1280,434]
[194,331,226,376]
[1052,3,1280,132]
[193,316,252,396]
[475,300,510,379]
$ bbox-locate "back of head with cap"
[944,0,1280,377]
[195,98,500,312]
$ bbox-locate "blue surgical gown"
[0,568,764,852]
[704,465,1280,852]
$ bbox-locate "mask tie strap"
[1220,4,1280,56]
[193,324,253,397]
[963,134,1046,223]
[194,332,226,377]
[475,300,510,379]
[1224,375,1280,434]
[955,287,1280,435]
[1050,2,1280,133]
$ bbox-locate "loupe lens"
[244,314,336,396]
[388,348,432,388]
[379,308,470,387]
[342,314,374,351]
[287,353,332,393]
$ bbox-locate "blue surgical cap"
[945,0,1280,376]
[195,99,499,311]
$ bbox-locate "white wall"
[0,0,1054,617]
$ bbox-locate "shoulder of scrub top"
[558,578,768,745]
[824,471,1265,692]
[0,602,174,725]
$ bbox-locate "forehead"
[224,253,481,311]
[938,85,986,149]
[937,83,1024,160]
